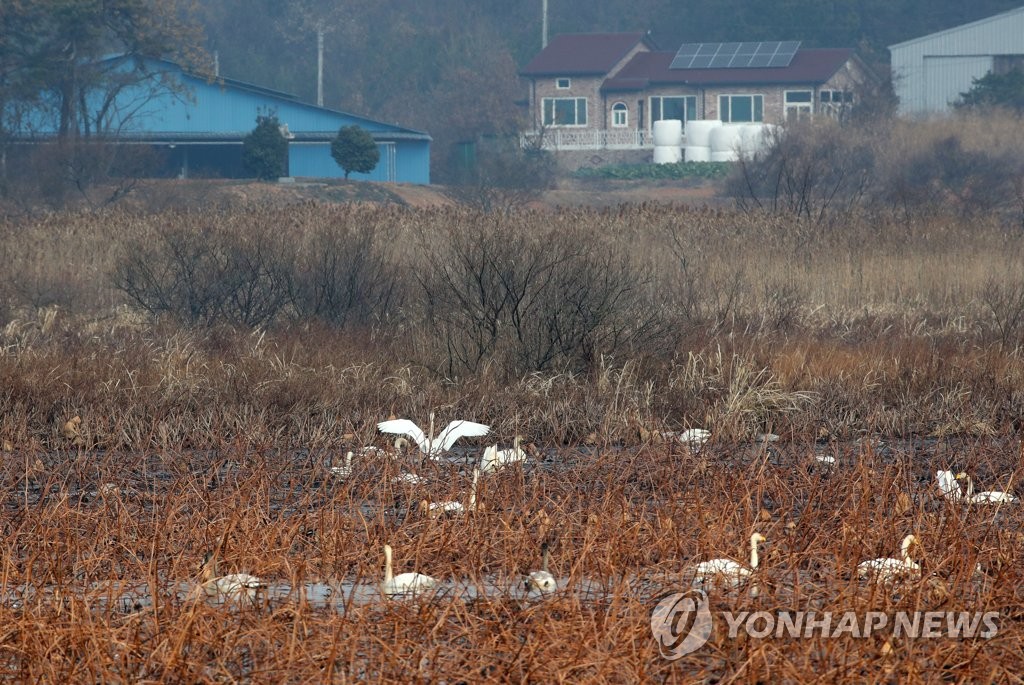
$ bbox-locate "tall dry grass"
[1,201,1023,445]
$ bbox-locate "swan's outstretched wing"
[377,419,428,452]
[434,420,490,453]
[935,470,961,500]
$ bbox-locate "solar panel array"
[670,41,801,70]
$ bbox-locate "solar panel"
[670,41,802,69]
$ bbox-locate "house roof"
[95,54,431,140]
[602,47,857,90]
[520,32,651,76]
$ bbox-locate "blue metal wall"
[289,139,430,184]
[35,58,432,183]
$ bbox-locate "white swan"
[329,451,354,479]
[935,469,962,501]
[481,435,528,474]
[420,467,480,517]
[815,454,837,468]
[524,543,556,593]
[663,428,711,449]
[195,551,265,605]
[360,436,409,460]
[857,534,921,582]
[691,533,765,589]
[391,471,427,485]
[678,428,711,446]
[381,544,438,598]
[378,412,490,458]
[956,473,1018,503]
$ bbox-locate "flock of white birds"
[195,414,1020,603]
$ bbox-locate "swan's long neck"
[427,412,436,454]
[963,476,975,498]
[900,537,915,565]
[514,435,522,452]
[541,544,550,573]
[383,545,394,583]
[345,451,353,469]
[202,553,218,582]
[468,468,479,510]
[749,538,760,569]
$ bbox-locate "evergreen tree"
[957,69,1024,113]
[331,125,380,179]
[243,114,288,180]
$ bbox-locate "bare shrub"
[878,135,1023,222]
[726,121,876,224]
[112,214,294,328]
[414,213,675,377]
[288,213,401,327]
[980,276,1024,349]
[446,139,556,214]
[4,140,161,212]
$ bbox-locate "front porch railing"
[520,128,654,151]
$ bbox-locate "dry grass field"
[2,114,1024,681]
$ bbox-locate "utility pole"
[317,22,324,107]
[542,0,548,49]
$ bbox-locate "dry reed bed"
[0,188,1021,678]
[1,316,1023,449]
[0,436,1021,681]
[1,203,1023,326]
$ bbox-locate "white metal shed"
[889,6,1024,115]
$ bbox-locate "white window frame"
[649,95,697,126]
[556,77,571,89]
[542,97,588,127]
[819,89,854,119]
[820,89,854,104]
[611,102,628,128]
[784,89,813,122]
[718,94,764,123]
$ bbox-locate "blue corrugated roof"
[97,55,430,140]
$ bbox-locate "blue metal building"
[31,57,431,184]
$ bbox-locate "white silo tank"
[709,124,744,154]
[739,124,763,158]
[652,119,684,147]
[684,120,722,148]
[684,146,711,162]
[653,146,683,164]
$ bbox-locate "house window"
[611,102,628,127]
[784,90,813,122]
[819,89,854,119]
[718,94,764,123]
[542,97,588,126]
[556,78,571,89]
[650,95,697,124]
[820,90,854,104]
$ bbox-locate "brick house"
[520,32,875,151]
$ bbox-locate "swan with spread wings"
[378,412,489,459]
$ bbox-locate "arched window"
[611,102,628,127]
